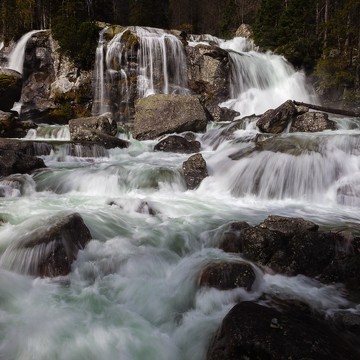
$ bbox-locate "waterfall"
[92,27,109,116]
[93,26,189,120]
[218,37,315,116]
[7,30,44,74]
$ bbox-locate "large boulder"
[207,301,360,360]
[154,135,200,153]
[69,114,129,149]
[256,100,297,133]
[0,213,92,277]
[0,68,22,111]
[0,110,37,138]
[133,94,208,140]
[290,111,337,132]
[0,139,45,176]
[182,153,208,189]
[185,44,230,120]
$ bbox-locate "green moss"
[121,30,139,50]
[0,75,18,88]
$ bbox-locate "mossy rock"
[0,69,22,112]
[121,29,140,51]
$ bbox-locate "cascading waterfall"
[7,30,44,74]
[219,37,315,116]
[1,28,360,360]
[92,26,189,120]
[92,27,109,116]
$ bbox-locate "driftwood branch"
[293,101,360,117]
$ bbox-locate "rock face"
[186,44,230,120]
[290,111,337,132]
[182,153,208,189]
[0,213,92,277]
[154,135,201,153]
[0,139,45,176]
[20,31,92,123]
[68,114,129,149]
[207,301,360,360]
[133,94,208,140]
[0,68,22,111]
[0,110,36,138]
[199,261,256,291]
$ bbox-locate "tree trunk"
[293,101,360,117]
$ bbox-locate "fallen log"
[293,101,360,117]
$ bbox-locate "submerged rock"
[0,174,35,197]
[199,261,256,291]
[182,153,208,189]
[207,301,360,360]
[0,213,92,277]
[0,139,45,176]
[133,94,208,140]
[154,135,200,153]
[0,68,22,111]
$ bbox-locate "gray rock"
[133,94,208,140]
[186,44,230,119]
[235,24,253,39]
[290,111,337,132]
[0,68,22,111]
[182,153,208,190]
[69,114,117,138]
[257,100,298,133]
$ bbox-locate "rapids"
[1,28,360,360]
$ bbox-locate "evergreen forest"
[1,0,360,106]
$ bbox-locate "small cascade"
[93,26,189,121]
[219,37,315,117]
[7,30,44,74]
[25,125,71,141]
[92,27,109,116]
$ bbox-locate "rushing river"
[1,27,360,359]
[0,117,360,359]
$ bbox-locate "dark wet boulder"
[0,68,22,111]
[0,139,45,176]
[209,106,240,123]
[133,94,208,140]
[207,301,360,360]
[199,261,256,291]
[182,153,208,189]
[0,111,37,138]
[154,135,200,153]
[0,213,92,277]
[69,114,129,149]
[256,100,297,134]
[290,111,337,132]
[218,221,251,253]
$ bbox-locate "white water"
[7,30,44,74]
[93,26,190,118]
[219,37,315,116]
[1,30,360,360]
